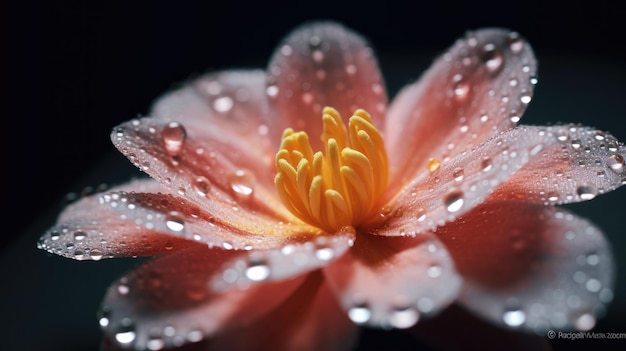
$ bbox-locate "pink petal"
[98,245,308,350]
[266,21,387,150]
[150,70,275,162]
[384,28,537,195]
[491,124,625,204]
[209,272,359,351]
[435,200,614,333]
[112,116,317,238]
[211,231,355,291]
[323,233,461,329]
[38,179,202,259]
[376,126,548,235]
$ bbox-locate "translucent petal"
[384,28,537,196]
[38,179,202,259]
[377,126,551,235]
[211,231,355,291]
[323,234,461,329]
[99,246,308,350]
[209,273,358,351]
[150,70,275,161]
[491,124,626,204]
[436,200,614,333]
[266,21,387,151]
[111,117,317,238]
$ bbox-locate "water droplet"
[571,139,582,149]
[117,282,130,295]
[502,308,526,327]
[453,80,470,101]
[193,176,211,197]
[90,248,104,261]
[481,157,493,172]
[575,312,596,331]
[509,113,520,123]
[165,212,185,232]
[426,157,440,172]
[314,246,334,261]
[312,49,324,63]
[453,167,464,182]
[426,264,443,278]
[245,261,271,281]
[98,308,111,327]
[479,43,503,73]
[345,64,357,75]
[585,278,602,292]
[507,32,524,53]
[577,185,597,200]
[162,122,187,154]
[187,330,203,343]
[520,92,532,104]
[606,154,624,172]
[213,96,233,113]
[389,307,419,329]
[147,336,165,351]
[74,231,86,241]
[266,85,279,97]
[348,304,371,324]
[114,320,136,345]
[444,191,464,213]
[229,169,256,201]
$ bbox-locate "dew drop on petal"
[228,169,256,201]
[577,185,597,200]
[213,96,234,113]
[444,191,464,213]
[389,307,420,329]
[507,32,524,53]
[502,308,526,327]
[162,122,186,154]
[90,248,104,261]
[114,319,136,345]
[453,80,470,101]
[574,312,596,331]
[245,261,271,281]
[479,43,503,73]
[348,304,371,324]
[165,212,185,232]
[192,176,211,197]
[481,157,493,172]
[453,167,464,182]
[606,154,624,172]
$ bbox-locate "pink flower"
[39,21,625,351]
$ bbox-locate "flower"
[38,21,625,351]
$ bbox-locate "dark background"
[5,0,626,350]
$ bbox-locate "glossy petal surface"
[209,272,358,351]
[267,21,388,150]
[99,246,307,350]
[436,200,614,333]
[384,28,537,196]
[491,124,626,204]
[323,234,461,329]
[38,179,201,259]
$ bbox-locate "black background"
[5,0,626,350]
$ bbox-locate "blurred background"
[5,0,626,350]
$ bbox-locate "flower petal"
[377,126,547,235]
[100,189,296,250]
[435,200,614,333]
[211,231,355,291]
[99,245,308,350]
[491,124,625,204]
[208,272,359,351]
[150,70,275,163]
[384,28,537,194]
[38,179,202,259]
[323,233,461,329]
[112,116,317,238]
[266,21,387,150]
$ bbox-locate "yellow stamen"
[275,107,388,232]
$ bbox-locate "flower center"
[275,107,388,232]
